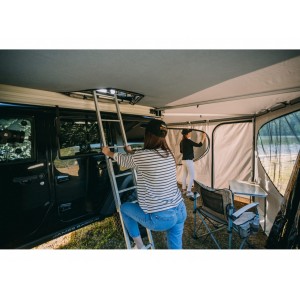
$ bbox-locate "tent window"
[0,117,33,164]
[257,110,300,195]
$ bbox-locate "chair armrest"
[232,202,259,218]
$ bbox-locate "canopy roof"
[0,50,299,123]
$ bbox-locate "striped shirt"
[113,149,183,213]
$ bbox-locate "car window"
[57,118,103,158]
[0,117,33,163]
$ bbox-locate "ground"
[35,186,268,250]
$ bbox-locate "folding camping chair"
[191,180,260,249]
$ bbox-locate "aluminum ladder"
[92,90,155,249]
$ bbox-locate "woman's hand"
[124,145,134,154]
[201,134,206,144]
[102,146,112,157]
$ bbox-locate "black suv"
[0,103,148,248]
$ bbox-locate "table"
[229,180,268,232]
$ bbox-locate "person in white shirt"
[102,119,187,249]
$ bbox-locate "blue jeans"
[120,201,187,249]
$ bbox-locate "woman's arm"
[188,134,206,147]
[188,139,203,147]
[102,146,114,158]
[201,134,206,144]
[102,145,134,156]
[102,146,136,168]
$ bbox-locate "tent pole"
[251,117,256,182]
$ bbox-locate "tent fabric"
[166,121,253,189]
[166,123,212,187]
[213,122,253,188]
[168,56,300,107]
[266,151,300,248]
[163,91,300,124]
[1,50,299,111]
[167,102,300,236]
[162,56,300,124]
[255,102,300,234]
[257,110,300,195]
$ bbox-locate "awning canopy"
[0,50,299,123]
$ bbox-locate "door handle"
[56,175,70,184]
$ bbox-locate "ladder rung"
[102,119,121,122]
[107,145,125,148]
[115,172,132,178]
[119,186,137,193]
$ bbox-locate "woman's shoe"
[186,191,194,198]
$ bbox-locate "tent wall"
[254,102,300,235]
[213,122,253,188]
[167,122,213,187]
[167,101,299,236]
[166,120,253,189]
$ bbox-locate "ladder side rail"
[114,93,155,249]
[113,94,139,185]
[114,94,129,146]
[106,159,132,248]
[146,229,155,249]
[92,91,132,248]
[93,91,108,148]
[112,93,139,195]
[92,91,121,207]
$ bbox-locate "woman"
[102,119,187,249]
[180,129,206,197]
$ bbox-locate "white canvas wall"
[166,121,253,189]
[213,122,253,188]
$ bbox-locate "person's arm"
[102,146,115,158]
[124,145,135,154]
[188,139,203,147]
[201,134,206,144]
[102,146,136,168]
[102,145,134,156]
[188,133,206,147]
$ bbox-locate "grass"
[59,217,126,249]
[52,189,268,250]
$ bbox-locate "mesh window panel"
[257,110,300,195]
[201,188,224,214]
